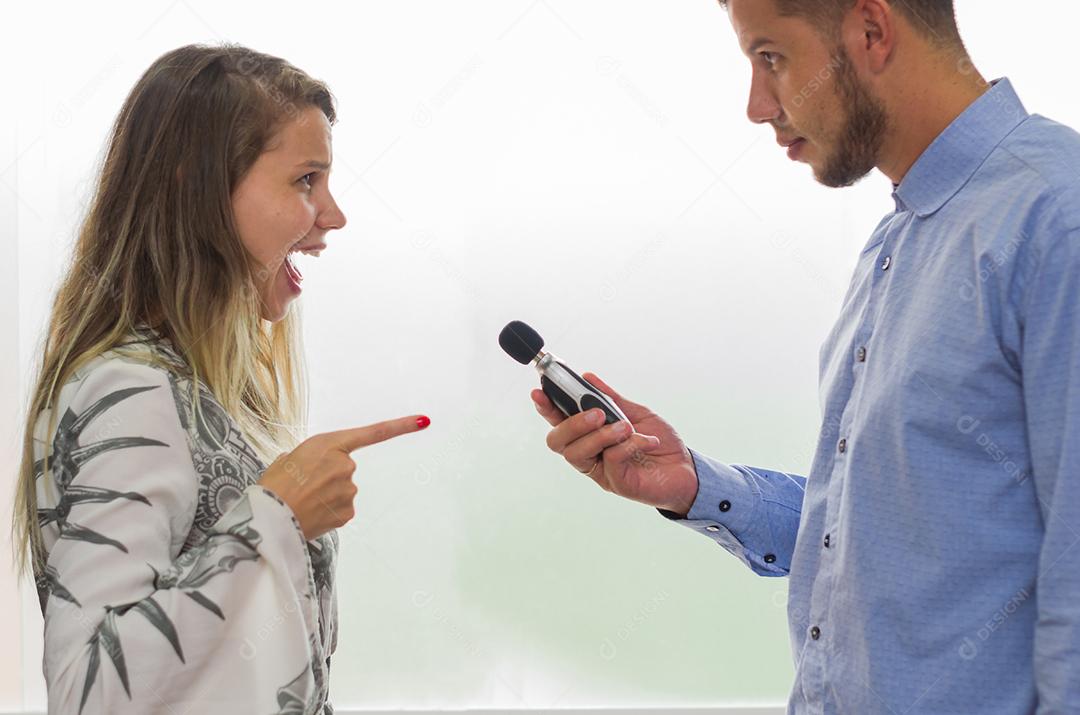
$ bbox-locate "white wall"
[1,8,25,710]
[3,0,1079,711]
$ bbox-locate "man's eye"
[761,51,779,67]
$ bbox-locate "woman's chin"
[261,307,287,323]
[259,268,301,321]
[259,293,293,323]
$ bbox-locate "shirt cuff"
[657,449,786,576]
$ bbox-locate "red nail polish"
[416,416,431,429]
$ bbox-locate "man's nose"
[747,75,782,125]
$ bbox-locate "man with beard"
[530,1,1080,712]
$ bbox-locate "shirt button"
[764,553,777,564]
[838,438,847,454]
[810,626,821,640]
[856,347,867,363]
[881,255,892,271]
[706,525,721,533]
[824,533,831,548]
[719,500,732,512]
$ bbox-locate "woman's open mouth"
[283,242,326,295]
[284,253,304,293]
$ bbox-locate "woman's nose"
[319,195,347,231]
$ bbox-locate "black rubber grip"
[580,393,622,426]
[541,376,580,418]
[557,362,623,425]
[542,362,623,426]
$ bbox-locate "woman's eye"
[761,52,779,67]
[298,172,316,188]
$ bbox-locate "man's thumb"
[582,372,640,412]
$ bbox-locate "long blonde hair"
[12,44,336,580]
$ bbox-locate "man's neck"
[877,56,991,185]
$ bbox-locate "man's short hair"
[720,0,963,49]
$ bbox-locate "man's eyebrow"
[747,37,776,53]
[295,160,331,171]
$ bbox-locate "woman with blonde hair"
[12,44,429,714]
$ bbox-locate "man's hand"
[532,372,699,516]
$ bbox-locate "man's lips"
[778,136,807,160]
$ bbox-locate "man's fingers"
[531,389,566,427]
[545,408,608,455]
[602,432,662,468]
[582,372,643,414]
[585,461,613,492]
[562,420,635,471]
[323,415,431,453]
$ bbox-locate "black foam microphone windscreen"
[499,321,545,365]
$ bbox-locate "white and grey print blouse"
[32,327,339,714]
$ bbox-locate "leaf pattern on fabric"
[183,590,225,620]
[150,495,262,618]
[35,385,168,490]
[78,596,188,714]
[36,329,340,714]
[78,500,263,710]
[154,349,341,710]
[274,666,318,715]
[123,597,186,663]
[94,610,130,702]
[40,564,81,607]
[35,385,166,558]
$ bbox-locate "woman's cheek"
[294,200,319,239]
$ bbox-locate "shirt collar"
[893,78,1028,217]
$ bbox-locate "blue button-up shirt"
[667,79,1080,713]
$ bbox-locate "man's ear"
[848,0,896,74]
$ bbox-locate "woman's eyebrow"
[295,159,331,171]
[748,37,776,54]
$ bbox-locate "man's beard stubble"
[817,47,889,188]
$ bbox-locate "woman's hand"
[532,373,698,516]
[258,415,430,540]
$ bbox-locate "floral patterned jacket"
[32,327,339,714]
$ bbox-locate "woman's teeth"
[283,242,326,287]
[284,252,303,283]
